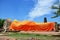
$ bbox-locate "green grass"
[0,32,60,40]
[8,32,53,39]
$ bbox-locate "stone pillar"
[54,22,59,32]
[3,19,11,33]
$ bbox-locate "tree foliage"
[51,1,60,18]
[0,18,5,28]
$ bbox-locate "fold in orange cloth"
[9,21,55,32]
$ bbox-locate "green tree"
[0,18,5,28]
[51,0,60,18]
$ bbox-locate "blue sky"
[0,0,60,23]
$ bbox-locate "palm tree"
[51,0,60,18]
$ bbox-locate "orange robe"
[9,21,55,32]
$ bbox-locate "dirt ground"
[0,36,17,40]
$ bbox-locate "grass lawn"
[7,32,60,40]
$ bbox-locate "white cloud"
[27,0,57,20]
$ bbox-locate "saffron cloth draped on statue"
[9,20,55,31]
